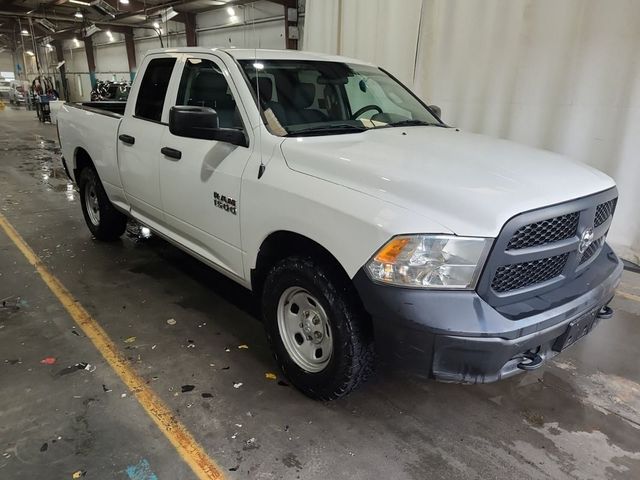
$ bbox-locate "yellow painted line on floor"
[617,290,640,303]
[0,213,225,480]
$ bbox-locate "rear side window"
[135,57,176,122]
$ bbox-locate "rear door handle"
[161,147,182,160]
[119,134,135,145]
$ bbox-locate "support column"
[184,13,197,47]
[83,35,97,89]
[52,40,69,101]
[124,29,137,82]
[283,0,299,50]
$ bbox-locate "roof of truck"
[145,47,376,67]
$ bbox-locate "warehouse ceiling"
[0,0,259,49]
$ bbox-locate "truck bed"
[71,101,127,117]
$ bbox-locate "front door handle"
[161,147,182,160]
[119,134,135,145]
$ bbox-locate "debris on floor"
[71,470,86,479]
[0,296,27,312]
[56,362,95,376]
[102,384,112,393]
[181,385,195,393]
[166,318,176,326]
[265,372,277,380]
[124,336,137,344]
[40,356,57,365]
[238,344,249,349]
[233,382,243,389]
[40,442,48,452]
[126,458,158,480]
[201,393,213,398]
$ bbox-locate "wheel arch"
[73,147,94,182]
[252,230,354,297]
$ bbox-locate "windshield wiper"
[286,124,368,137]
[386,120,446,128]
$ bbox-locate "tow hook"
[516,351,544,371]
[597,305,613,319]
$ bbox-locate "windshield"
[239,60,442,136]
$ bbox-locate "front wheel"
[262,256,374,400]
[78,166,127,241]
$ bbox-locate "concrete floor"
[1,107,639,480]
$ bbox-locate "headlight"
[366,235,492,289]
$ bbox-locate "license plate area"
[552,307,600,352]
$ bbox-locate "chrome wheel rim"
[277,287,333,373]
[84,178,100,226]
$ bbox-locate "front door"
[159,54,253,280]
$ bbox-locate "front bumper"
[353,244,623,383]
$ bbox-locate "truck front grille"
[507,213,578,250]
[477,189,618,306]
[579,236,605,265]
[594,198,617,228]
[492,253,569,292]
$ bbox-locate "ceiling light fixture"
[36,18,57,33]
[75,9,84,19]
[26,50,35,56]
[106,30,114,41]
[120,0,130,4]
[153,21,160,29]
[227,7,235,16]
[74,37,80,47]
[21,29,30,36]
[69,0,91,5]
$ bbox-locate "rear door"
[117,54,178,227]
[158,54,254,280]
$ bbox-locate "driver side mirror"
[428,104,442,119]
[169,106,247,147]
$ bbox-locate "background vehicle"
[0,78,10,100]
[57,48,622,400]
[8,81,27,105]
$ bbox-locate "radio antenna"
[251,3,266,179]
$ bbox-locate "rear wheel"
[78,166,127,241]
[262,256,374,400]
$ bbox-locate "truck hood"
[280,127,615,237]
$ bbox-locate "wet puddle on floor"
[6,135,77,202]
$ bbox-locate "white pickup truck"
[58,47,622,400]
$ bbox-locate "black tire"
[262,256,374,400]
[78,166,127,241]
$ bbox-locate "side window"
[176,58,242,129]
[135,57,176,122]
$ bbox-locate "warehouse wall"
[304,0,640,262]
[57,0,288,103]
[0,51,14,73]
